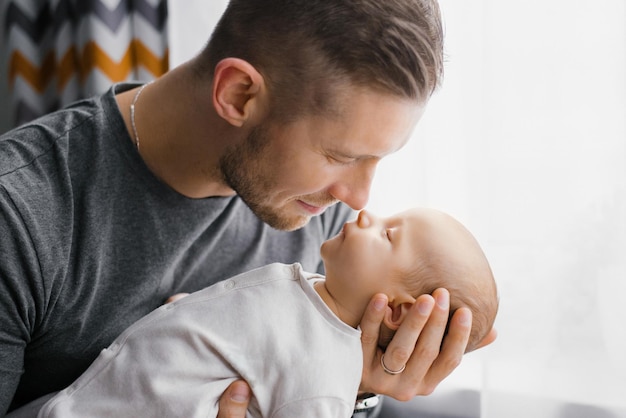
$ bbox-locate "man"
[0,0,495,416]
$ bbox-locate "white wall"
[168,0,229,68]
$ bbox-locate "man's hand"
[217,380,251,418]
[359,288,491,400]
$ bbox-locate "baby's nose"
[357,210,372,228]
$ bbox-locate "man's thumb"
[217,380,251,418]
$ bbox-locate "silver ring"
[380,354,406,375]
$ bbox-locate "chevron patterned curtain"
[2,0,168,128]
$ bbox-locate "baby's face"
[320,209,423,309]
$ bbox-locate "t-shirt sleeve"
[0,185,44,415]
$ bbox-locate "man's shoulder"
[0,95,108,179]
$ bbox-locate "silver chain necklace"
[130,83,151,150]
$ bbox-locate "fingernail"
[373,297,386,311]
[230,383,250,403]
[459,309,472,326]
[436,290,449,309]
[417,299,433,315]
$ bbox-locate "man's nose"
[328,161,377,211]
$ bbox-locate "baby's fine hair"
[400,212,498,352]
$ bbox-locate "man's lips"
[297,200,329,215]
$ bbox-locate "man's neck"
[116,63,239,198]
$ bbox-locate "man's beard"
[219,123,310,231]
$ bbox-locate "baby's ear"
[382,300,414,330]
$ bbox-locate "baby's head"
[320,208,498,353]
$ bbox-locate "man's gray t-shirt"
[0,84,353,414]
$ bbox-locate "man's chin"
[253,207,311,231]
[269,215,311,232]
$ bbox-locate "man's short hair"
[198,0,444,121]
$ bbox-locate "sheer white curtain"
[169,1,626,416]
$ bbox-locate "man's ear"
[212,58,265,127]
[382,297,416,330]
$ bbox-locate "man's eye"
[327,154,356,164]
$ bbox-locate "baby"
[35,208,498,418]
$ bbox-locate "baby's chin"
[378,324,396,350]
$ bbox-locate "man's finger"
[381,294,434,376]
[360,293,388,352]
[359,293,389,391]
[217,380,251,418]
[424,307,472,390]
